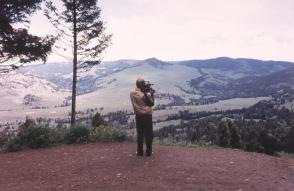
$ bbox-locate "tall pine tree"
[45,0,111,126]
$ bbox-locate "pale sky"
[29,0,294,62]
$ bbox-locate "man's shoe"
[146,151,153,157]
[136,152,143,156]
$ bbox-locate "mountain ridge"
[19,57,294,93]
[1,57,293,114]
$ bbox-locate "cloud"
[198,35,231,45]
[29,0,294,62]
[101,0,294,61]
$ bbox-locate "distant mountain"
[0,71,69,110]
[142,57,172,69]
[193,66,294,99]
[1,57,293,111]
[227,67,294,97]
[20,60,141,94]
[178,57,292,76]
[20,57,294,94]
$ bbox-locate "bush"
[65,124,90,143]
[244,130,263,152]
[1,119,127,153]
[0,132,9,152]
[285,126,294,153]
[185,140,209,147]
[218,121,230,147]
[112,129,127,142]
[276,151,294,158]
[153,137,177,146]
[90,125,126,142]
[50,126,69,144]
[92,112,105,127]
[6,137,22,152]
[228,122,241,148]
[17,119,52,149]
[0,132,8,147]
[0,119,55,152]
[258,130,278,155]
[217,120,241,149]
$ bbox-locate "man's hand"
[150,88,155,95]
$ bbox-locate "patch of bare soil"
[0,143,293,191]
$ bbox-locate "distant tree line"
[155,100,294,155]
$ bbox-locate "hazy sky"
[29,0,294,62]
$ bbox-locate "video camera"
[141,81,155,93]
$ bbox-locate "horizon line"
[40,56,294,64]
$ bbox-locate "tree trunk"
[71,0,78,127]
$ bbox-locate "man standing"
[130,78,155,156]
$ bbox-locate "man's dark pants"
[135,114,153,156]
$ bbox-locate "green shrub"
[258,131,277,155]
[6,137,22,152]
[276,151,294,158]
[92,112,105,127]
[0,132,9,152]
[218,121,230,147]
[65,124,90,143]
[185,140,209,147]
[285,126,294,153]
[153,137,177,146]
[1,119,126,153]
[1,119,57,152]
[228,122,241,148]
[244,130,263,152]
[90,125,126,142]
[0,132,8,147]
[50,126,69,144]
[17,119,52,149]
[112,129,127,142]
[217,120,241,149]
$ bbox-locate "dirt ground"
[0,143,293,191]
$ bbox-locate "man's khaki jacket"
[130,88,154,115]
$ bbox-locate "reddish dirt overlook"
[0,143,293,191]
